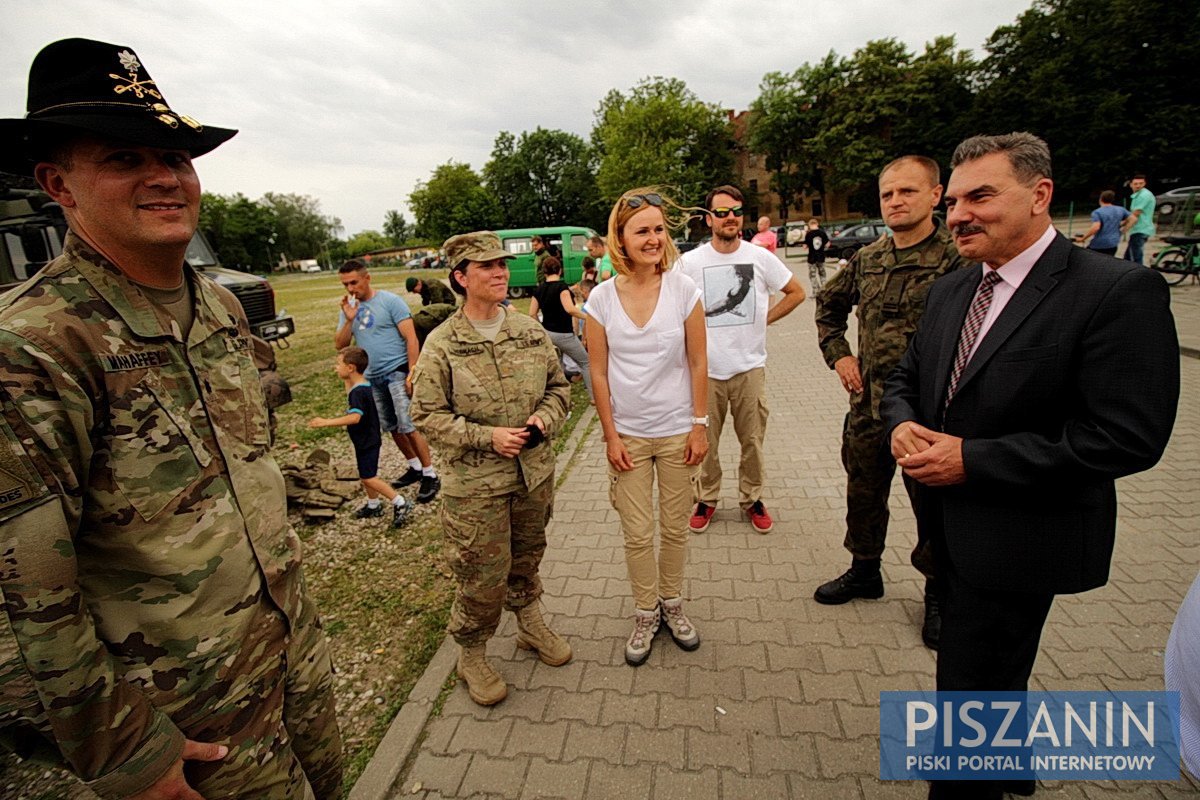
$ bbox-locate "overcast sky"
[3,0,1033,239]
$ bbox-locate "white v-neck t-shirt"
[587,270,702,438]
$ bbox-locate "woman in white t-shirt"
[586,188,709,667]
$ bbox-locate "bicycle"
[1150,235,1200,285]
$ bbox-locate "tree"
[260,192,341,262]
[408,162,501,243]
[591,77,736,207]
[198,192,275,271]
[749,53,844,218]
[345,230,392,257]
[483,128,603,229]
[973,0,1200,202]
[383,209,411,245]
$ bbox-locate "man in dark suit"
[880,132,1179,799]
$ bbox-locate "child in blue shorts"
[309,346,409,527]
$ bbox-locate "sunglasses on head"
[625,193,664,209]
[709,206,744,218]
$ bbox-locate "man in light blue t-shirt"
[336,260,440,503]
[1123,174,1157,265]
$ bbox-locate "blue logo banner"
[879,691,1180,781]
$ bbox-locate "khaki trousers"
[609,433,698,610]
[697,367,768,509]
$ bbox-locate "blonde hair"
[605,186,694,276]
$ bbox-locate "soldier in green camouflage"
[411,231,572,706]
[405,276,457,307]
[0,39,342,798]
[813,156,969,650]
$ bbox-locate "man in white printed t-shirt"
[677,185,806,534]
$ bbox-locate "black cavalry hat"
[0,38,237,175]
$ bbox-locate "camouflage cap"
[443,231,512,270]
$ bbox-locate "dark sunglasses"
[709,206,744,218]
[625,193,664,209]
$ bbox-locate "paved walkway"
[386,261,1200,799]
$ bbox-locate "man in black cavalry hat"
[0,39,343,799]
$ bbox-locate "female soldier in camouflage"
[410,231,572,706]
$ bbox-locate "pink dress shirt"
[966,224,1057,363]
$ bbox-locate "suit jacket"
[881,233,1179,594]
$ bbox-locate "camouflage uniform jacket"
[419,281,456,307]
[0,235,304,798]
[411,307,570,497]
[815,220,969,419]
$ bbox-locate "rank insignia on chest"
[101,349,171,372]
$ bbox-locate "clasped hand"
[891,421,966,486]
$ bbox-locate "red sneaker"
[689,502,715,533]
[746,501,773,534]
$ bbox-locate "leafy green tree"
[260,193,340,262]
[345,230,392,257]
[591,77,736,207]
[383,209,412,245]
[408,162,502,243]
[973,0,1200,201]
[199,192,275,270]
[749,53,844,218]
[483,128,604,229]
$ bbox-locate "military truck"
[0,184,293,433]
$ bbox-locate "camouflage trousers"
[441,477,554,646]
[184,591,344,800]
[841,409,935,578]
[808,262,827,292]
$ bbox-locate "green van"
[496,226,600,297]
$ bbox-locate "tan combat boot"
[515,603,572,666]
[457,645,507,706]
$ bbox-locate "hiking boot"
[922,580,941,651]
[391,499,410,529]
[514,603,572,666]
[352,503,383,519]
[417,474,441,504]
[659,597,700,651]
[746,500,773,533]
[390,467,422,489]
[689,502,716,533]
[456,645,507,706]
[813,559,884,605]
[624,607,660,666]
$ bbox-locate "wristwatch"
[691,416,708,427]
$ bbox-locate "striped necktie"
[944,269,1003,409]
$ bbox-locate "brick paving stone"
[519,758,590,800]
[403,751,471,796]
[448,717,512,757]
[742,668,801,701]
[719,770,790,799]
[687,729,751,773]
[776,699,841,738]
[502,718,569,760]
[624,725,686,769]
[584,761,653,799]
[564,720,626,765]
[457,753,529,798]
[650,766,721,800]
[749,732,821,777]
[388,297,1200,799]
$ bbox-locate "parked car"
[828,220,889,259]
[1155,186,1200,221]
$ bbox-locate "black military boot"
[814,558,884,605]
[922,580,941,651]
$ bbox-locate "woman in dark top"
[529,257,592,401]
